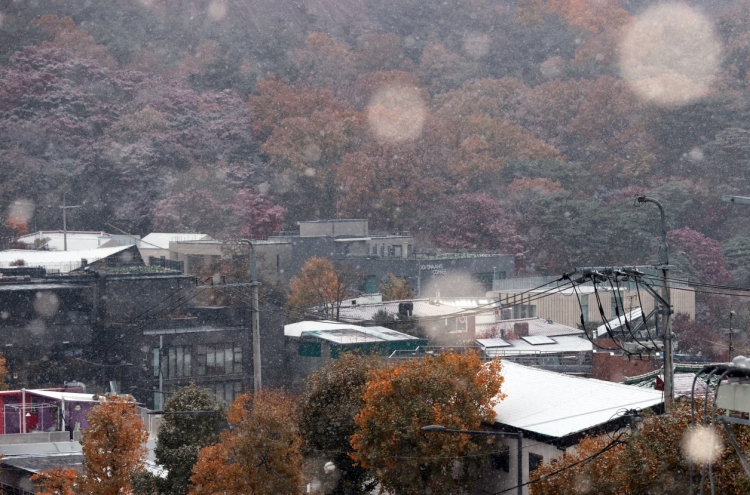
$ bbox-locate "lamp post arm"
[636,196,669,265]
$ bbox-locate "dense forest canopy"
[1,0,750,282]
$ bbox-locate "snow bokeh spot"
[463,33,490,59]
[682,426,723,463]
[367,85,426,143]
[34,291,59,318]
[619,3,720,107]
[207,0,228,21]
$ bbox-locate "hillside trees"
[351,352,504,495]
[435,194,525,259]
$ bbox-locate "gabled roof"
[494,361,663,439]
[0,246,133,273]
[141,233,212,249]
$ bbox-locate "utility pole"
[637,196,674,412]
[60,192,82,251]
[729,310,737,361]
[239,239,262,393]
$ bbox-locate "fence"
[148,257,184,272]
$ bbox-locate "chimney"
[513,322,529,338]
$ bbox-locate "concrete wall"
[299,220,368,237]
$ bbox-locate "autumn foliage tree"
[32,467,79,495]
[79,396,149,495]
[189,390,302,495]
[530,397,750,494]
[380,273,415,301]
[351,351,505,495]
[299,353,383,495]
[667,227,732,286]
[286,257,360,321]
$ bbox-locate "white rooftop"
[477,335,592,357]
[476,317,584,339]
[284,320,420,344]
[335,299,464,321]
[494,361,663,438]
[16,231,113,252]
[141,233,212,250]
[0,246,133,273]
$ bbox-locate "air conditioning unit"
[717,382,750,414]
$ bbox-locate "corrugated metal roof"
[494,361,663,438]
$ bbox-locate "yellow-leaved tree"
[78,396,149,495]
[351,351,505,495]
[286,257,359,321]
[189,390,302,494]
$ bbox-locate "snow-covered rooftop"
[335,299,465,321]
[494,361,663,439]
[477,317,584,339]
[0,246,133,273]
[477,335,592,357]
[141,233,212,250]
[284,320,420,343]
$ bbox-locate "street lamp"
[421,425,523,495]
[636,196,674,412]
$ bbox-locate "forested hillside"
[1,0,750,284]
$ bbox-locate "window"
[157,343,241,378]
[407,244,413,257]
[202,343,242,375]
[207,382,243,405]
[500,305,536,319]
[491,445,510,472]
[393,245,402,257]
[529,453,544,473]
[167,346,191,378]
[359,275,378,294]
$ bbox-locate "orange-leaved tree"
[351,351,504,495]
[190,390,302,494]
[78,396,148,495]
[286,257,359,322]
[32,467,79,495]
